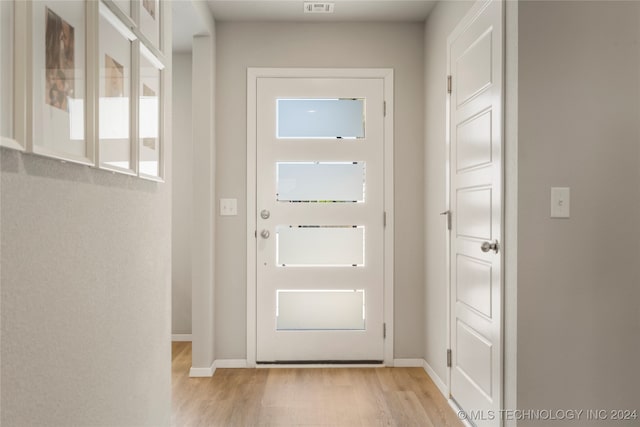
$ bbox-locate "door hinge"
[440,210,451,231]
[447,349,452,367]
[383,101,386,117]
[447,75,452,94]
[255,230,257,238]
[383,211,387,227]
[383,323,386,339]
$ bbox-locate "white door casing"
[447,1,503,425]
[247,68,394,366]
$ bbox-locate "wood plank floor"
[172,342,463,427]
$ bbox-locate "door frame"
[246,68,394,367]
[445,0,505,414]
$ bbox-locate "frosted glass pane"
[277,290,365,330]
[277,162,365,202]
[277,99,364,139]
[276,226,364,267]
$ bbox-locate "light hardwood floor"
[172,342,463,427]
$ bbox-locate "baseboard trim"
[172,334,193,342]
[189,362,216,377]
[422,359,448,397]
[215,359,248,368]
[393,358,425,367]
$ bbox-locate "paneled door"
[448,0,503,424]
[255,76,386,362]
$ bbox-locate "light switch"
[220,198,237,216]
[550,187,570,218]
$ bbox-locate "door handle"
[260,229,270,239]
[481,240,499,254]
[260,209,270,220]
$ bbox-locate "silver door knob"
[260,229,270,239]
[481,240,499,253]
[260,209,270,220]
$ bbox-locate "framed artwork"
[138,0,160,51]
[0,0,20,150]
[31,0,92,164]
[112,0,131,19]
[138,44,164,181]
[98,2,136,174]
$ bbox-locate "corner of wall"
[503,0,518,422]
[191,32,216,370]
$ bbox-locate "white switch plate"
[220,198,237,216]
[550,187,570,218]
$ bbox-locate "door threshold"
[257,360,384,368]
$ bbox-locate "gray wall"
[172,52,193,335]
[215,22,426,359]
[518,0,640,421]
[423,0,473,384]
[191,31,217,371]
[0,149,171,424]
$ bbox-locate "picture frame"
[30,0,93,165]
[138,0,160,52]
[97,1,137,175]
[0,0,24,151]
[110,0,132,21]
[138,43,164,181]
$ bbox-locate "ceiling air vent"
[303,2,335,13]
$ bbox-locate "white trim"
[246,67,395,368]
[215,359,248,368]
[382,70,395,366]
[422,359,449,398]
[140,42,165,70]
[189,362,215,378]
[246,68,258,368]
[188,359,247,377]
[444,7,453,398]
[171,334,192,342]
[393,358,424,368]
[99,2,137,42]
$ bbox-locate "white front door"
[255,76,387,362]
[448,0,503,425]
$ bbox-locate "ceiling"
[173,0,437,51]
[206,0,437,22]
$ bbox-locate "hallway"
[172,342,463,426]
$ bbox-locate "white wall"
[517,1,640,420]
[215,22,425,359]
[172,52,193,335]
[422,0,473,384]
[1,157,172,427]
[1,72,172,427]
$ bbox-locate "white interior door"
[255,77,385,362]
[448,0,503,424]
